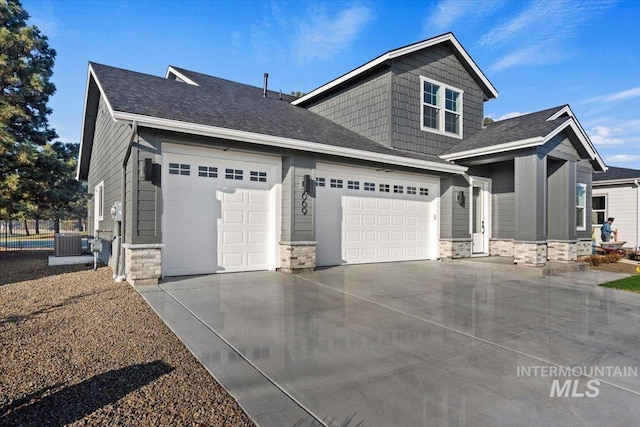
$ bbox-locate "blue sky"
[24,0,640,169]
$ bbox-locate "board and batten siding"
[440,175,471,239]
[306,69,392,147]
[490,161,515,239]
[281,155,316,242]
[135,129,162,244]
[390,44,485,155]
[593,185,638,247]
[87,96,133,243]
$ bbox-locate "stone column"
[279,241,318,273]
[122,243,163,286]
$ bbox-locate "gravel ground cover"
[0,251,254,427]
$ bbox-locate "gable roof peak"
[292,32,498,106]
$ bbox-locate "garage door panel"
[163,151,277,276]
[247,231,267,244]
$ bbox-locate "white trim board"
[292,33,498,106]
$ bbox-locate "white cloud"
[582,87,640,104]
[424,0,500,35]
[589,125,623,145]
[496,111,529,121]
[606,154,640,163]
[480,0,613,72]
[293,5,374,65]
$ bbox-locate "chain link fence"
[0,219,88,252]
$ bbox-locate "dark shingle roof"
[90,62,452,165]
[442,106,568,155]
[593,166,640,181]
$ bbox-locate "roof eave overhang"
[593,178,640,186]
[439,137,544,161]
[440,117,607,172]
[292,33,498,106]
[112,111,467,175]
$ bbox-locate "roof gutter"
[113,111,467,175]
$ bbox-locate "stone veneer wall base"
[279,241,318,273]
[513,241,547,266]
[489,239,514,257]
[439,239,472,259]
[122,243,163,286]
[547,240,578,262]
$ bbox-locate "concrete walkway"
[138,261,640,426]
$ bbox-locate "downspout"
[115,120,138,282]
[635,179,640,252]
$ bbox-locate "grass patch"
[600,275,640,293]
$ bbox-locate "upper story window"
[420,76,463,138]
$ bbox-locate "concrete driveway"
[138,261,640,426]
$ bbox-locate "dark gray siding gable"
[390,44,485,155]
[307,69,392,147]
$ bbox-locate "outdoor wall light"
[456,190,465,206]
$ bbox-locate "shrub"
[603,253,622,264]
[585,255,601,266]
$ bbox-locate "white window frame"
[420,76,463,139]
[94,181,104,231]
[577,183,587,231]
[592,194,607,226]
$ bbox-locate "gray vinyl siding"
[87,96,133,243]
[390,44,485,155]
[514,153,547,241]
[306,69,392,147]
[538,133,580,161]
[281,157,292,241]
[490,161,515,239]
[291,156,316,241]
[547,160,577,240]
[135,129,162,243]
[440,175,471,239]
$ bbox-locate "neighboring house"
[592,166,640,249]
[77,32,606,285]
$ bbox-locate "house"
[77,32,606,285]
[592,166,640,250]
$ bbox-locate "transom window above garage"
[225,169,243,180]
[394,185,403,194]
[330,179,343,188]
[348,180,360,190]
[317,177,325,187]
[250,171,267,182]
[198,166,217,178]
[420,187,429,196]
[169,163,190,175]
[420,76,463,138]
[379,184,390,193]
[364,182,375,191]
[407,186,416,195]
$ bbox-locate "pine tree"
[0,0,57,220]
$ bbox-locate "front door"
[471,178,490,254]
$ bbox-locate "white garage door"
[162,144,280,276]
[316,163,439,266]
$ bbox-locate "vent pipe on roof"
[263,73,269,98]
[279,89,282,100]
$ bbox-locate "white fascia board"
[164,66,199,86]
[112,111,467,175]
[543,118,607,171]
[439,137,544,161]
[593,178,640,186]
[77,67,93,179]
[88,64,116,118]
[546,106,606,171]
[77,65,116,179]
[546,105,573,121]
[292,33,498,106]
